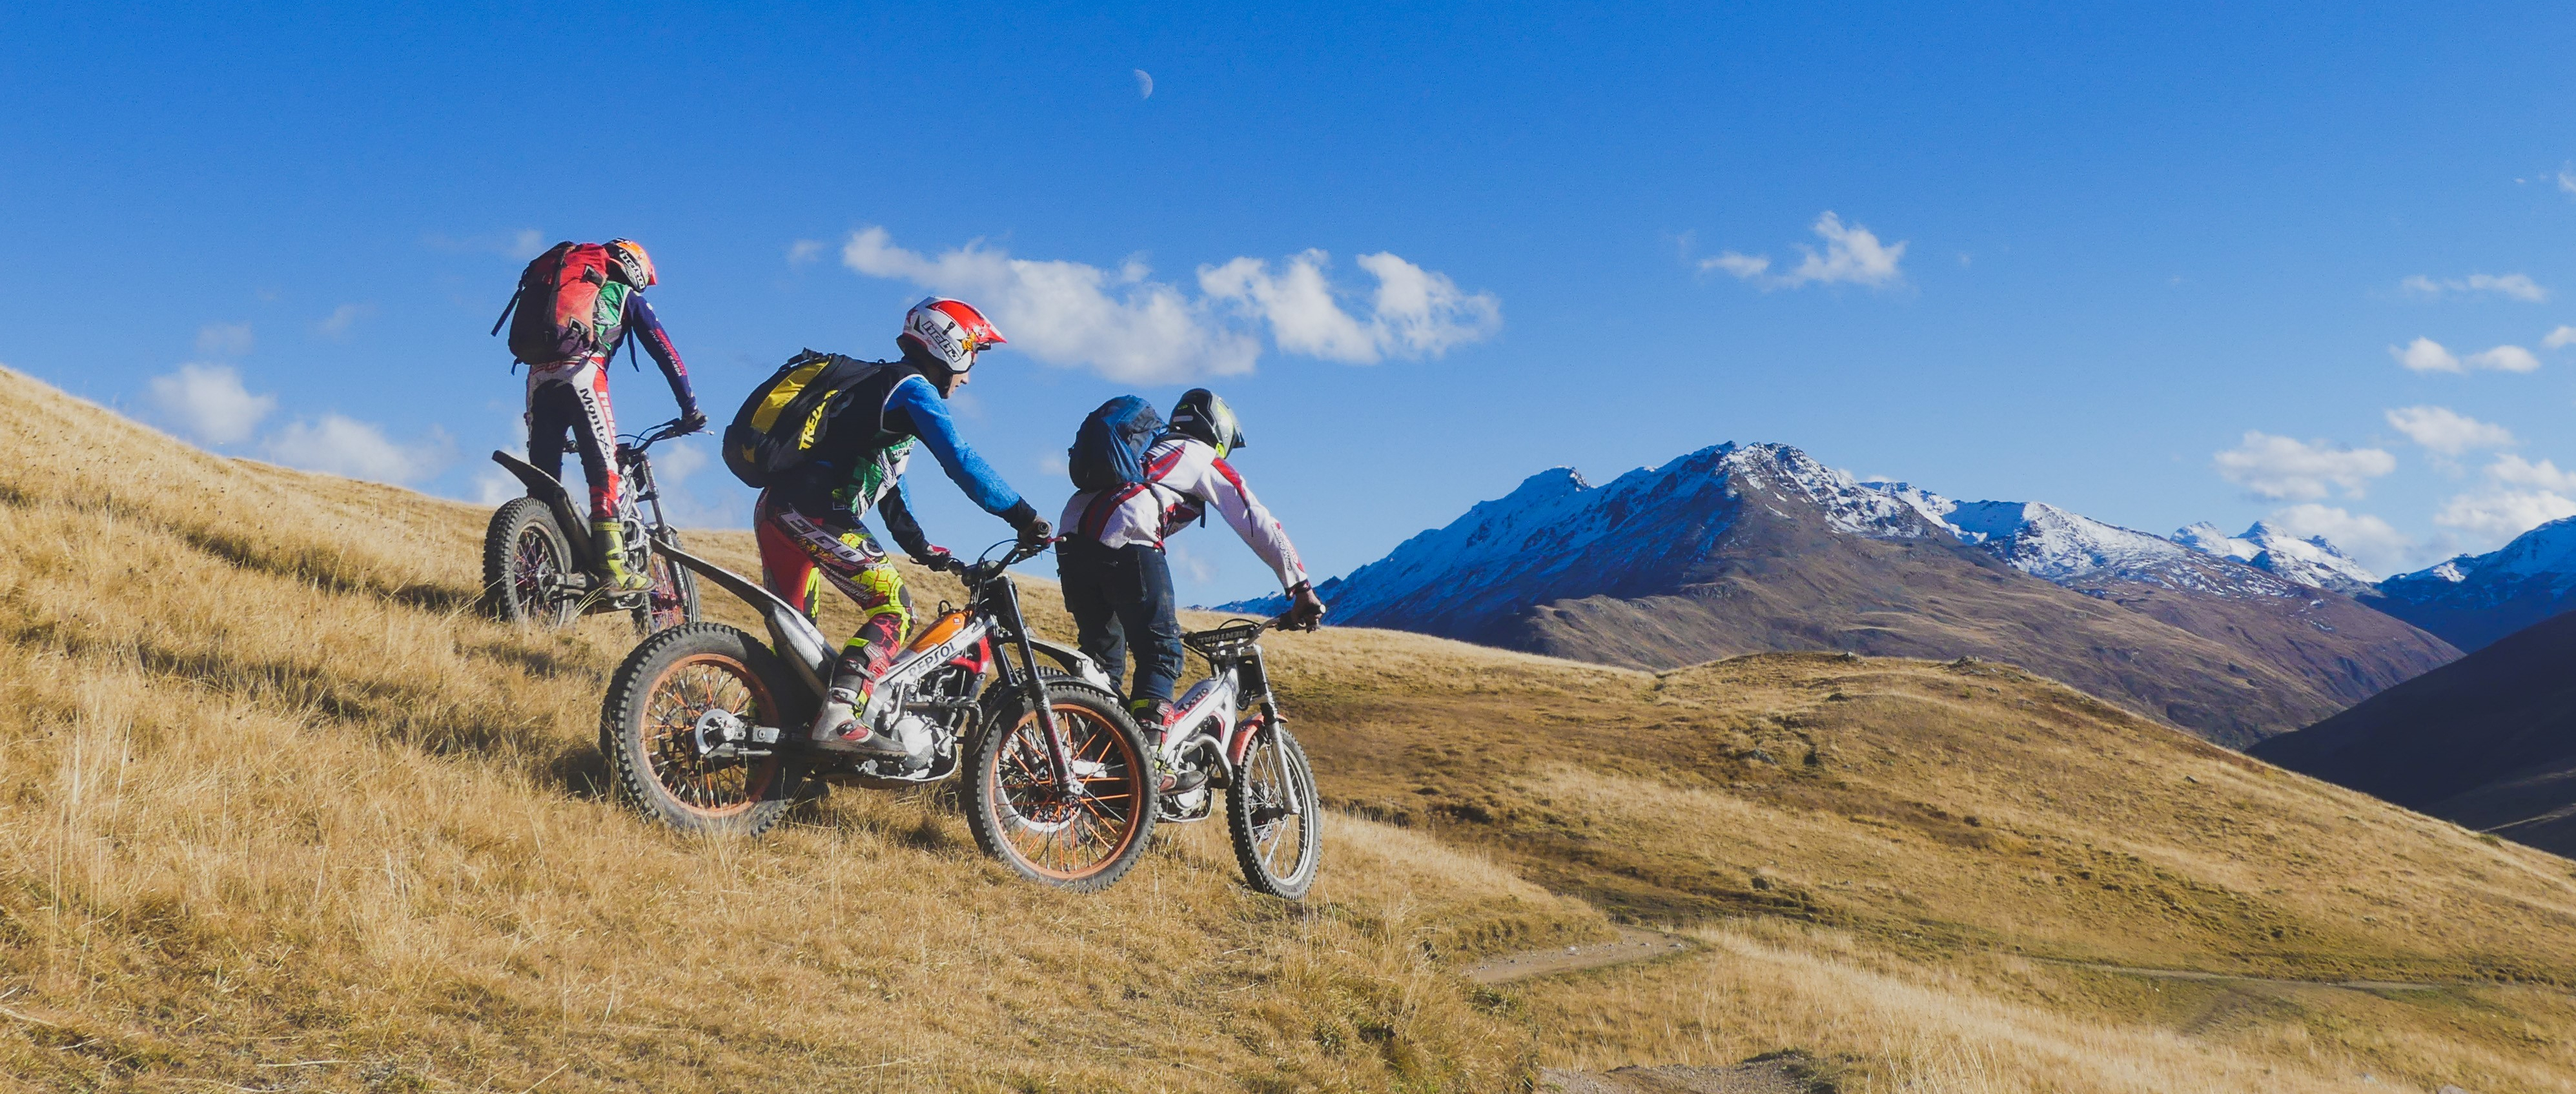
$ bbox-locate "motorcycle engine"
[887,713,937,772]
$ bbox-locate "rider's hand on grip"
[1015,517,1054,554]
[1282,581,1327,632]
[914,546,959,573]
[679,409,710,435]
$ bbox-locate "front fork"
[994,577,1083,796]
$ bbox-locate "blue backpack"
[1068,396,1167,492]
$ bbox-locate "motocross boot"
[808,658,907,759]
[1133,699,1207,794]
[591,521,651,593]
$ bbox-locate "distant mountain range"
[1221,442,2459,747]
[2253,605,2576,858]
[2368,515,2576,651]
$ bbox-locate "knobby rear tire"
[964,680,1158,892]
[602,622,812,837]
[484,497,576,629]
[1228,724,1322,900]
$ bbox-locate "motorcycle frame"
[655,541,1115,793]
[1160,624,1286,793]
[488,438,678,578]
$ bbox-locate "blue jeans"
[1058,540,1182,705]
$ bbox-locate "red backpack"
[490,241,614,365]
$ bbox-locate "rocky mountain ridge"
[1225,441,2458,745]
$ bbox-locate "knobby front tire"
[964,681,1158,892]
[602,623,811,837]
[1228,724,1322,900]
[484,497,576,629]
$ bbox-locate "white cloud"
[2560,164,2576,195]
[314,303,375,339]
[1197,250,1502,364]
[843,228,1497,381]
[1702,252,1771,278]
[261,414,452,485]
[1198,252,1376,361]
[2391,337,2458,372]
[2468,345,2542,372]
[147,364,276,445]
[471,466,521,506]
[1165,541,1217,584]
[2383,405,2517,455]
[2265,503,2413,574]
[2436,488,2576,543]
[2428,453,2576,547]
[2398,272,2547,301]
[786,239,824,267]
[2485,453,2576,492]
[194,322,253,358]
[2546,325,2576,349]
[1353,251,1504,358]
[1702,211,1906,289]
[2212,431,2397,501]
[2389,337,2541,374]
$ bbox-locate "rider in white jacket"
[1058,389,1326,782]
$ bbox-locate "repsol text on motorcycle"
[597,538,1160,893]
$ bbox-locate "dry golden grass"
[5,365,2575,1092]
[0,369,1592,1091]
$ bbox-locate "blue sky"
[7,3,2576,603]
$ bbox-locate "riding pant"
[755,491,915,684]
[526,358,620,522]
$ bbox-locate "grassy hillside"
[2256,605,2576,858]
[3,367,2574,1092]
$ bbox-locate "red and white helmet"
[898,297,1007,373]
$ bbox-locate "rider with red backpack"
[495,239,706,593]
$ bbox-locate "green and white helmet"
[1168,389,1246,458]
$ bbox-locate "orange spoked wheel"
[964,682,1157,891]
[602,623,809,836]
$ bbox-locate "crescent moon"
[1134,69,1154,99]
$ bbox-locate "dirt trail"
[1538,1061,1810,1093]
[1464,926,1697,985]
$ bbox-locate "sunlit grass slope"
[0,368,1591,1093]
[1256,633,2576,1091]
[4,364,2574,1093]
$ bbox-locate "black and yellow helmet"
[1168,388,1246,458]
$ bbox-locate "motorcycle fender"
[655,540,837,690]
[491,450,597,570]
[1026,638,1114,693]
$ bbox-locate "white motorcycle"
[1152,618,1323,900]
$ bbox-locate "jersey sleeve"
[1174,445,1309,591]
[876,476,934,559]
[884,375,1038,527]
[622,293,699,416]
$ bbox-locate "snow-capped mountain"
[2172,521,2378,596]
[1222,441,2457,746]
[2373,514,2576,651]
[1936,501,2300,598]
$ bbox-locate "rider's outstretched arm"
[884,376,1039,529]
[877,478,936,560]
[1176,448,1308,591]
[622,293,701,418]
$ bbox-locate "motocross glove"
[1282,581,1327,632]
[1015,516,1056,554]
